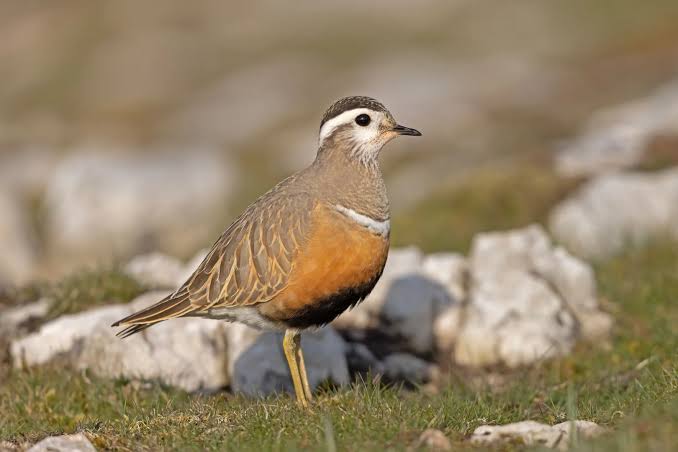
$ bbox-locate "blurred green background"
[1,0,678,279]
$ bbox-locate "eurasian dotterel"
[112,96,421,407]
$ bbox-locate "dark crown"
[320,96,388,128]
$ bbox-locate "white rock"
[9,290,349,396]
[553,420,609,439]
[124,248,212,290]
[11,300,137,368]
[11,291,231,392]
[44,150,234,272]
[124,252,186,289]
[454,225,611,368]
[0,148,58,198]
[550,168,678,259]
[27,433,96,452]
[334,248,463,356]
[230,326,349,397]
[555,79,678,177]
[422,252,467,302]
[0,190,36,286]
[0,298,50,337]
[433,304,463,353]
[471,420,607,450]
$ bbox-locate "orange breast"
[260,203,389,326]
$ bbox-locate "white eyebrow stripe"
[318,108,373,145]
[334,204,390,236]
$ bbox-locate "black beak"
[392,124,422,136]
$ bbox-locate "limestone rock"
[555,79,678,177]
[0,298,50,339]
[124,252,185,289]
[550,168,678,259]
[27,433,96,452]
[44,150,234,272]
[11,291,230,392]
[453,225,611,368]
[470,420,607,450]
[124,249,210,289]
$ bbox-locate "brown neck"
[305,143,389,221]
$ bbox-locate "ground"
[1,167,677,451]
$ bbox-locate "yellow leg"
[283,329,309,408]
[293,333,313,401]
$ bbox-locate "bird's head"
[317,96,421,164]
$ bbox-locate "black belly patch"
[281,271,383,329]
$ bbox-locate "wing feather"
[112,175,316,337]
[186,192,314,310]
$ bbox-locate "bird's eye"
[355,114,371,127]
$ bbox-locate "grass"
[392,165,580,253]
[0,268,145,323]
[0,250,675,451]
[43,268,145,322]
[1,170,677,450]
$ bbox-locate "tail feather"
[111,289,194,338]
[116,323,152,339]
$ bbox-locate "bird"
[111,96,421,407]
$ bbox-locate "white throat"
[334,204,390,236]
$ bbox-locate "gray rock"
[344,342,384,376]
[453,225,611,368]
[11,291,231,392]
[381,353,436,385]
[230,326,349,397]
[555,80,678,177]
[550,167,678,259]
[43,150,235,272]
[334,248,464,356]
[344,345,434,385]
[0,190,36,286]
[470,420,607,450]
[27,433,96,452]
